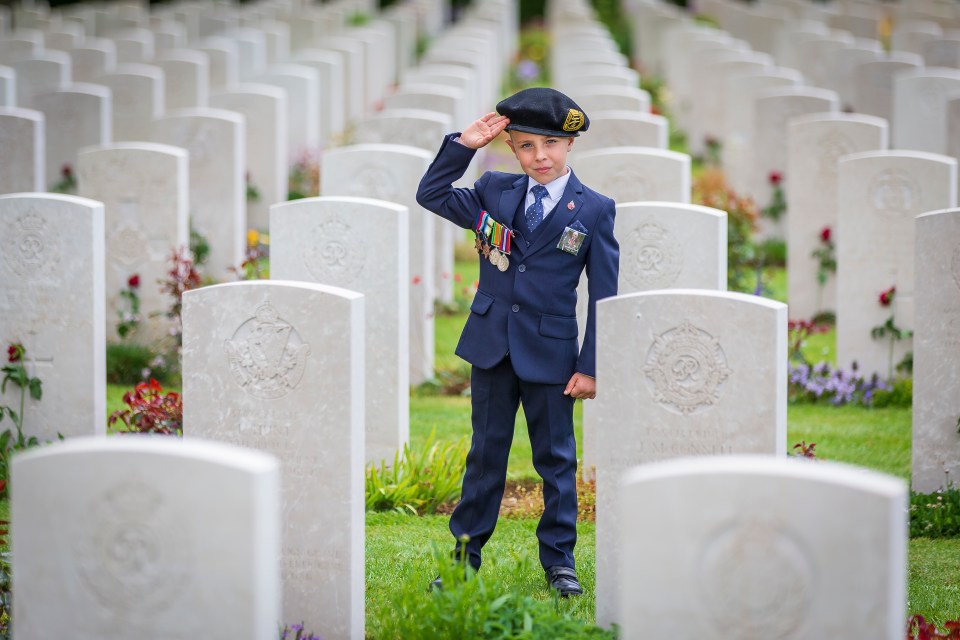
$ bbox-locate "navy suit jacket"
[416,134,620,384]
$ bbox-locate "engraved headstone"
[153,108,246,280]
[573,111,668,151]
[913,208,960,493]
[786,113,888,320]
[594,289,788,627]
[573,147,691,204]
[0,107,44,193]
[77,142,189,344]
[11,436,281,637]
[210,83,288,231]
[0,194,105,441]
[892,68,960,155]
[271,197,409,464]
[255,63,319,160]
[32,84,112,192]
[316,36,365,124]
[96,64,165,142]
[321,144,435,386]
[836,151,958,377]
[182,280,364,639]
[617,456,907,638]
[157,49,210,111]
[287,48,346,144]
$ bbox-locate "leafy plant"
[791,441,817,459]
[811,225,836,311]
[106,342,173,385]
[366,432,468,515]
[49,163,76,194]
[116,273,142,340]
[871,286,912,380]
[108,378,183,436]
[231,229,270,280]
[0,344,42,498]
[761,170,786,222]
[907,615,960,639]
[870,376,913,409]
[787,319,830,366]
[288,150,321,200]
[0,552,9,640]
[246,171,261,203]
[189,228,211,269]
[381,547,616,639]
[910,486,960,539]
[278,622,322,639]
[788,361,890,407]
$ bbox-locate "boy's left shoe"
[545,566,583,597]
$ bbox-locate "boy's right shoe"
[428,575,443,592]
[545,566,583,597]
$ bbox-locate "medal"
[489,247,501,265]
[473,208,514,272]
[497,252,509,272]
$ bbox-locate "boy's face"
[505,130,574,185]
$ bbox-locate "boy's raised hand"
[459,112,510,149]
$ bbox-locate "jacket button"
[518,264,526,273]
[511,304,520,312]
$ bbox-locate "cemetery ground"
[72,242,957,635]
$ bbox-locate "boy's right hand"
[459,112,510,149]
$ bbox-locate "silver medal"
[489,247,501,266]
[497,252,509,272]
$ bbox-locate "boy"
[416,87,619,597]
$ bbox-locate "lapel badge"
[567,201,575,210]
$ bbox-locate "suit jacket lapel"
[525,172,584,257]
[498,175,528,258]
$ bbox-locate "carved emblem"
[76,482,190,615]
[870,169,919,216]
[224,300,311,399]
[623,220,682,289]
[643,321,731,415]
[816,132,853,177]
[607,169,651,202]
[349,166,398,202]
[562,108,585,132]
[109,225,149,266]
[952,245,960,293]
[698,519,814,637]
[3,208,61,278]
[306,215,366,284]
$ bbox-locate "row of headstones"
[0,0,440,229]
[8,277,918,637]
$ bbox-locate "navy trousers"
[450,355,579,571]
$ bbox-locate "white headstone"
[255,63,319,159]
[182,279,364,638]
[157,49,210,110]
[316,36,365,123]
[270,196,409,464]
[195,36,239,89]
[383,84,467,133]
[210,83,288,231]
[232,27,268,82]
[11,436,281,637]
[153,108,246,280]
[68,38,118,83]
[97,64,165,142]
[573,147,691,204]
[111,27,155,63]
[852,54,924,126]
[786,113,889,320]
[913,207,960,493]
[923,35,960,68]
[0,107,43,193]
[0,193,105,441]
[574,85,651,115]
[892,67,960,155]
[617,456,907,638]
[593,289,788,627]
[321,144,435,385]
[77,142,189,344]
[574,111,669,151]
[12,50,70,106]
[354,108,452,153]
[836,151,958,377]
[287,48,346,144]
[0,65,14,107]
[32,84,112,192]
[950,97,960,170]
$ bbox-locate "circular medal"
[497,252,509,272]
[489,247,501,266]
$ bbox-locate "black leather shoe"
[428,575,443,592]
[545,566,583,597]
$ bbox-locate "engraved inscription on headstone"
[622,220,682,289]
[76,482,191,616]
[870,169,919,215]
[698,519,814,637]
[610,169,650,202]
[816,132,854,177]
[953,245,960,293]
[3,208,61,278]
[350,166,397,201]
[224,300,310,400]
[643,320,732,415]
[305,216,367,284]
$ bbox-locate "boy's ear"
[505,138,515,153]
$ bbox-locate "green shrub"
[757,237,787,268]
[366,432,468,515]
[106,343,173,385]
[380,548,617,639]
[911,486,960,539]
[871,377,913,409]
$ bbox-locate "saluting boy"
[416,87,620,597]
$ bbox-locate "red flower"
[128,273,140,288]
[768,171,783,186]
[7,343,23,363]
[411,275,421,285]
[454,273,462,283]
[820,226,831,243]
[879,286,896,307]
[61,163,73,178]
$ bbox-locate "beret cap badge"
[562,109,585,132]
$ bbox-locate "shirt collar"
[526,167,571,201]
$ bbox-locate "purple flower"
[516,59,540,81]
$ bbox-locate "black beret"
[496,87,590,137]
